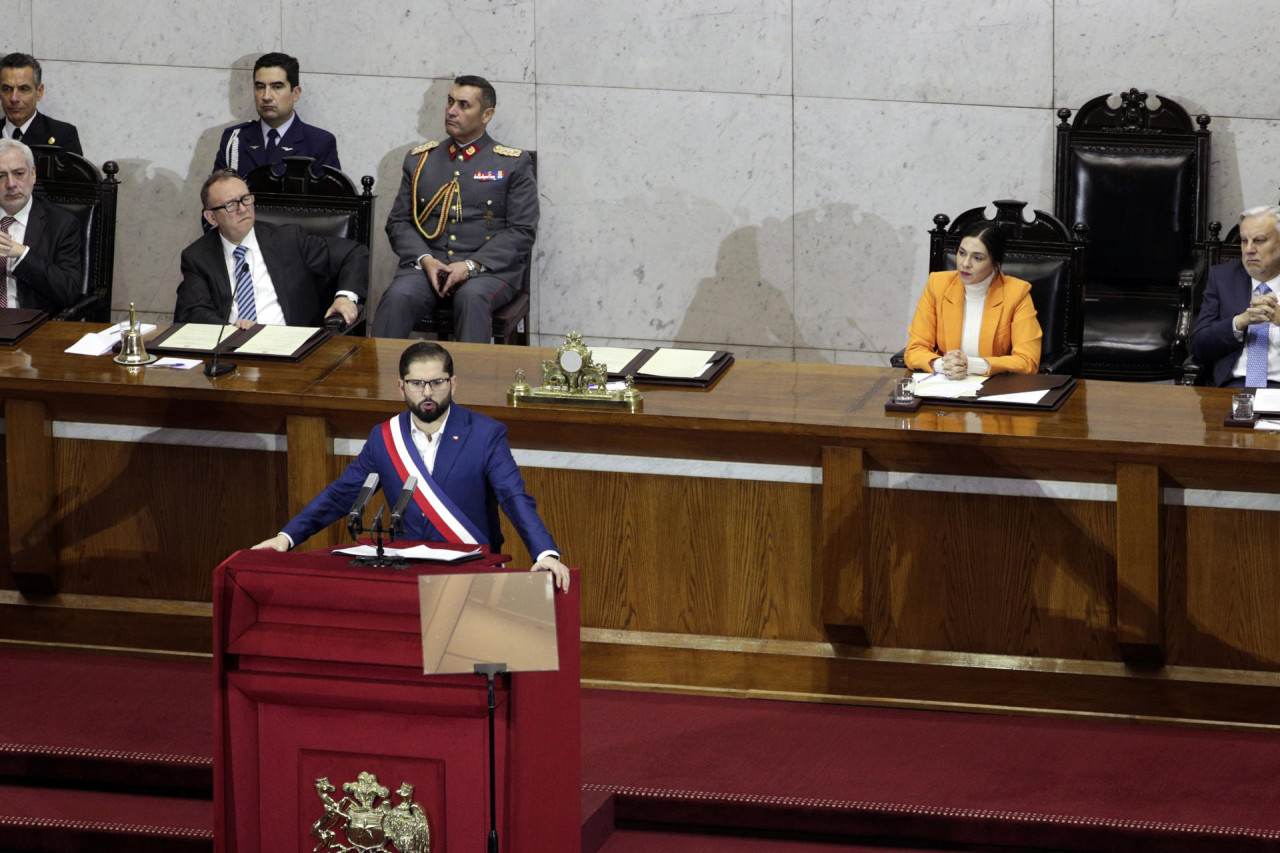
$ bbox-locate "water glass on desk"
[893,377,915,405]
[1232,393,1254,421]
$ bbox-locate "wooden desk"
[2,323,1278,725]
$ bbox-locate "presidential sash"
[380,412,485,545]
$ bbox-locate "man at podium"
[253,341,569,590]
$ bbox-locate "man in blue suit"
[213,53,340,177]
[1190,205,1280,388]
[253,341,569,590]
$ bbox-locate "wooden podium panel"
[214,549,580,853]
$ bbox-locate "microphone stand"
[204,321,236,377]
[473,662,508,853]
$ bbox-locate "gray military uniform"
[373,132,538,341]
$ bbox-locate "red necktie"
[0,216,15,308]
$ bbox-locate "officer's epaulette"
[493,144,523,157]
[411,140,440,156]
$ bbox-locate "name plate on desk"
[418,572,560,675]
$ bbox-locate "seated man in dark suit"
[253,340,569,591]
[213,53,339,176]
[0,54,81,155]
[174,170,367,328]
[1190,205,1280,388]
[0,138,83,312]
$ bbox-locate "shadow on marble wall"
[677,223,804,352]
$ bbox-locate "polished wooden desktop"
[2,322,1278,725]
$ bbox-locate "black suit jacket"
[5,112,82,156]
[173,221,368,326]
[12,198,83,313]
[1189,260,1257,387]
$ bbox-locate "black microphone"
[346,473,379,537]
[204,321,237,377]
[388,476,418,536]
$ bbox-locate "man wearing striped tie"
[1191,206,1280,388]
[174,170,368,328]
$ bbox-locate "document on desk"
[160,323,239,351]
[335,544,484,562]
[1252,389,1280,414]
[911,372,988,398]
[979,390,1050,405]
[589,346,644,373]
[638,348,718,378]
[232,325,320,356]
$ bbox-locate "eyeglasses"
[205,194,256,213]
[403,377,451,393]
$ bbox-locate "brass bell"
[114,302,157,366]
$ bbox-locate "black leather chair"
[1054,89,1212,382]
[411,151,535,346]
[891,199,1087,375]
[243,156,375,334]
[28,144,118,322]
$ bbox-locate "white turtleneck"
[931,272,993,376]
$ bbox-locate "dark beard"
[411,395,451,424]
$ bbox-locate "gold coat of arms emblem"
[312,772,432,853]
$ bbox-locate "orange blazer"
[903,270,1041,374]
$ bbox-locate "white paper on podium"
[334,544,483,562]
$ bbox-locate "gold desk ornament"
[113,302,157,366]
[507,331,642,411]
[312,772,432,853]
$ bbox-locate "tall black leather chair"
[243,156,375,334]
[1054,89,1212,382]
[891,199,1087,375]
[28,144,118,322]
[411,151,535,346]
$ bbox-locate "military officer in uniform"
[0,54,81,155]
[372,75,537,342]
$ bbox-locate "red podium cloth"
[213,546,580,853]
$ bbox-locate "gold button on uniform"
[449,234,456,241]
[447,250,454,256]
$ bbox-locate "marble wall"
[15,0,1279,364]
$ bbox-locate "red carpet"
[5,646,1280,851]
[581,689,1280,851]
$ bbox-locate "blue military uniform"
[373,132,537,341]
[213,115,340,176]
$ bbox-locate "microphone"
[388,476,418,536]
[346,473,380,537]
[204,321,237,377]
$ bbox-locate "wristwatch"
[465,259,478,275]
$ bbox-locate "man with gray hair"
[1191,205,1280,387]
[0,137,82,312]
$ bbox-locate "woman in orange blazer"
[904,222,1041,377]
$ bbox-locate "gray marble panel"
[793,97,1053,354]
[1054,1,1280,120]
[34,0,275,66]
[795,0,1053,107]
[0,1,31,53]
[1208,116,1280,227]
[47,62,242,318]
[535,85,794,350]
[285,0,535,83]
[537,0,790,95]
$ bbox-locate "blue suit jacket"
[213,115,340,176]
[282,406,557,557]
[1190,261,1257,387]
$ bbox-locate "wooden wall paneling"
[517,467,818,641]
[286,415,338,548]
[867,489,1118,660]
[1116,463,1162,663]
[52,440,288,601]
[1169,505,1280,670]
[820,446,867,645]
[5,399,54,596]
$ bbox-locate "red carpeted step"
[582,689,1280,853]
[0,782,212,852]
[0,646,213,792]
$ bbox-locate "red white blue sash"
[381,412,484,545]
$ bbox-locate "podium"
[213,548,580,852]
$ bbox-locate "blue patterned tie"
[1246,282,1272,388]
[233,245,257,323]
